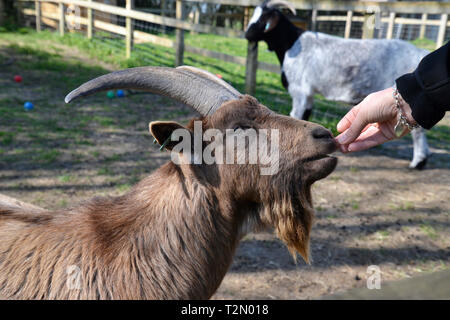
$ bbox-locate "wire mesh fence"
[25,1,449,44]
[315,11,444,43]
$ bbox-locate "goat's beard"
[260,175,314,263]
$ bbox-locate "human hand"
[335,87,414,153]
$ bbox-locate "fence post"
[175,0,185,67]
[87,0,94,39]
[311,9,317,31]
[245,41,258,95]
[35,0,41,32]
[386,12,396,39]
[344,10,353,39]
[59,2,65,36]
[419,13,428,39]
[436,14,448,49]
[126,0,134,59]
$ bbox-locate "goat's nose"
[312,127,333,140]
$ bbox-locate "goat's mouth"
[303,154,335,163]
[302,154,338,182]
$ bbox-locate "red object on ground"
[216,74,222,79]
[14,75,23,83]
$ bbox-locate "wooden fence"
[18,0,450,95]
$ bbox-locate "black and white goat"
[245,0,430,169]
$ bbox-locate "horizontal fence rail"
[18,0,450,95]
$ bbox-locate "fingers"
[347,127,391,152]
[335,109,367,145]
[337,125,376,153]
[335,88,400,153]
[336,104,362,133]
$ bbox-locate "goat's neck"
[123,163,243,299]
[263,15,303,65]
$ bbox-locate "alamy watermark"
[366,265,381,289]
[167,121,280,175]
[66,265,82,290]
[66,5,81,31]
[365,5,383,31]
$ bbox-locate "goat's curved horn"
[266,0,296,15]
[176,66,241,97]
[65,66,241,116]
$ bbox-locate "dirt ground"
[214,142,450,299]
[0,41,449,300]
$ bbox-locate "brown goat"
[0,66,337,299]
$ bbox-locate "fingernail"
[336,132,349,145]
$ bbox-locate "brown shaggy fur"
[0,96,337,299]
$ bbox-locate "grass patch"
[117,183,132,193]
[58,199,68,208]
[376,230,390,239]
[410,38,436,52]
[0,30,291,113]
[183,33,279,65]
[98,167,114,176]
[91,151,101,158]
[105,154,121,162]
[92,116,116,127]
[427,124,450,143]
[329,175,341,182]
[58,174,73,183]
[420,224,439,240]
[350,166,359,173]
[33,150,60,163]
[402,201,415,211]
[391,201,415,211]
[0,132,14,145]
[350,200,360,210]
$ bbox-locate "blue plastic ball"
[24,102,34,111]
[117,90,125,98]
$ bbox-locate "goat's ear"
[264,12,280,33]
[149,121,187,151]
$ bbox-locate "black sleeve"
[395,41,450,130]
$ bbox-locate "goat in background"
[245,0,431,169]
